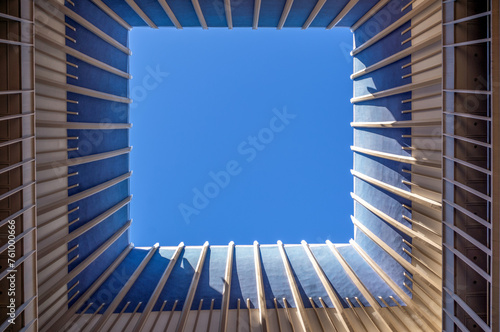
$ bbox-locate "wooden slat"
[219,242,235,331]
[42,0,131,54]
[351,35,440,79]
[36,33,131,79]
[253,0,261,29]
[351,119,441,128]
[132,243,185,332]
[351,192,441,252]
[301,241,354,332]
[90,0,132,30]
[350,240,440,331]
[38,222,131,304]
[37,172,132,216]
[351,77,441,103]
[157,0,182,29]
[351,170,442,210]
[326,241,395,332]
[277,241,312,331]
[37,147,131,171]
[191,0,208,29]
[253,241,269,331]
[351,0,391,31]
[277,0,294,29]
[326,0,359,29]
[351,217,441,293]
[302,0,326,29]
[36,77,131,103]
[125,0,158,28]
[351,145,440,168]
[175,242,209,332]
[351,0,438,55]
[39,196,132,257]
[91,244,160,332]
[224,0,233,29]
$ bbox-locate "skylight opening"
[129,28,354,246]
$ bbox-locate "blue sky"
[129,28,354,246]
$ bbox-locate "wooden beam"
[40,244,133,332]
[282,298,295,331]
[301,241,355,332]
[401,48,441,69]
[0,38,32,47]
[350,0,391,31]
[309,298,326,331]
[351,217,441,293]
[36,77,132,103]
[326,0,359,29]
[164,300,178,332]
[39,282,80,330]
[318,297,339,332]
[326,241,395,332]
[132,242,185,332]
[277,241,312,331]
[125,0,158,28]
[377,297,411,332]
[123,302,143,330]
[253,241,269,331]
[0,159,34,177]
[0,11,32,23]
[36,33,131,79]
[224,0,233,28]
[351,0,438,55]
[0,227,34,255]
[350,192,441,252]
[79,303,105,332]
[388,296,428,332]
[65,302,93,331]
[206,299,215,331]
[219,241,235,331]
[401,20,441,45]
[277,0,294,29]
[41,0,131,54]
[351,170,442,210]
[191,0,208,29]
[351,35,440,79]
[91,244,160,332]
[302,0,326,29]
[150,301,167,331]
[36,92,78,104]
[273,298,283,332]
[351,119,441,128]
[403,273,440,308]
[107,302,131,331]
[351,145,440,168]
[0,182,35,203]
[253,0,261,29]
[345,297,370,331]
[39,196,132,257]
[175,241,209,332]
[38,245,79,275]
[353,297,382,332]
[37,172,132,216]
[350,77,441,103]
[247,298,252,331]
[38,221,131,304]
[90,0,132,30]
[37,147,132,171]
[193,299,203,331]
[236,299,240,331]
[157,0,182,29]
